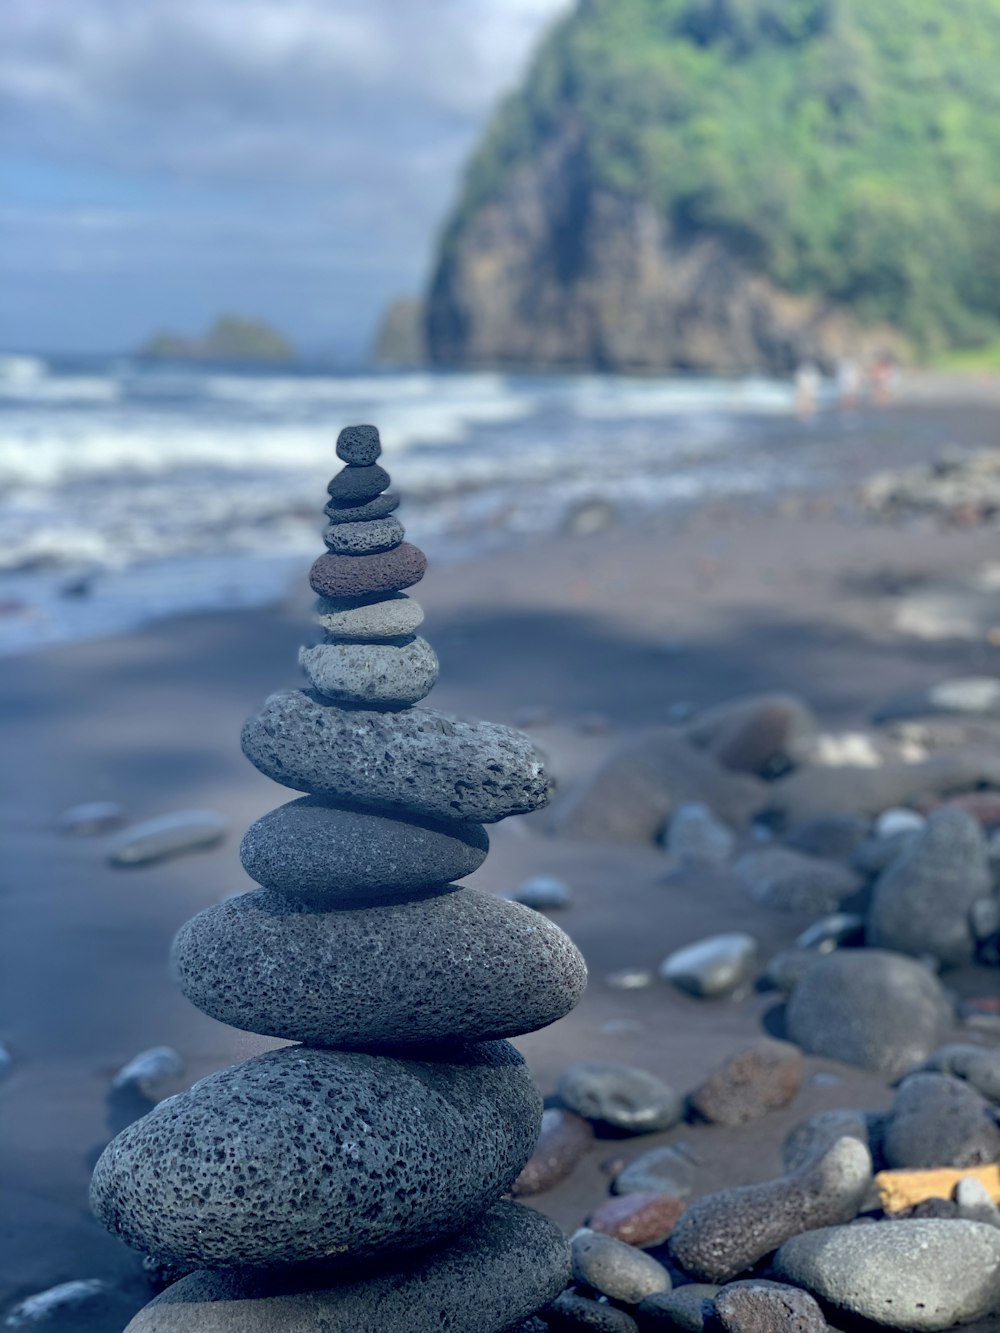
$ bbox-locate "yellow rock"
[875,1165,1000,1213]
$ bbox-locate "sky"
[0,0,572,360]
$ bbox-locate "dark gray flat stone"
[240,798,488,903]
[91,1042,540,1270]
[171,886,587,1046]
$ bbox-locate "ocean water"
[0,353,806,653]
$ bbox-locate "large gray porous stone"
[123,1201,568,1332]
[784,948,952,1079]
[298,637,439,706]
[241,690,553,823]
[239,798,488,903]
[773,1219,1000,1331]
[91,1042,540,1270]
[667,1138,872,1283]
[868,806,993,965]
[322,514,403,555]
[171,887,587,1046]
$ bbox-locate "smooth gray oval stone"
[571,1229,670,1303]
[785,949,952,1079]
[240,798,488,903]
[124,1201,568,1332]
[171,887,588,1046]
[658,932,758,998]
[322,515,404,555]
[58,800,126,835]
[241,690,552,823]
[313,592,423,641]
[107,811,227,866]
[298,637,438,706]
[324,491,399,523]
[667,1138,872,1283]
[91,1042,540,1269]
[773,1219,1000,1331]
[557,1062,682,1134]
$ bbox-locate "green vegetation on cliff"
[139,315,296,363]
[443,0,1000,353]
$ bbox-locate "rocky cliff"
[426,0,1000,374]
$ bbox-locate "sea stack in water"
[91,423,586,1331]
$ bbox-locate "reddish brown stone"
[587,1191,686,1247]
[510,1108,593,1197]
[309,543,426,598]
[688,1039,804,1127]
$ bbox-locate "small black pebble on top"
[337,424,382,466]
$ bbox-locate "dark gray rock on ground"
[171,886,587,1047]
[882,1072,1000,1169]
[783,813,870,862]
[784,949,952,1078]
[920,1042,1000,1102]
[667,1138,872,1283]
[868,806,993,965]
[733,847,861,914]
[240,797,489,903]
[91,1043,540,1270]
[710,1279,827,1333]
[242,690,552,823]
[557,1062,683,1135]
[773,1219,1000,1331]
[123,1201,568,1332]
[547,1291,639,1332]
[782,1108,875,1173]
[665,803,735,866]
[636,1286,719,1331]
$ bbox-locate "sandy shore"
[2,401,998,1329]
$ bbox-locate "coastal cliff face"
[426,0,1000,374]
[427,124,897,375]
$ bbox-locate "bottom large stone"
[91,1043,540,1269]
[124,1203,569,1332]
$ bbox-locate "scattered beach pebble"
[688,1039,804,1127]
[783,812,869,862]
[785,948,952,1078]
[512,1109,594,1197]
[763,947,815,996]
[875,806,927,838]
[684,693,817,778]
[868,806,993,965]
[794,912,865,952]
[613,1144,697,1199]
[107,810,228,867]
[773,1218,1000,1331]
[667,1137,872,1283]
[664,803,734,866]
[637,1285,718,1331]
[882,1072,1000,1169]
[547,1291,638,1332]
[873,675,1000,723]
[587,1191,685,1248]
[711,1279,827,1333]
[112,1046,183,1095]
[571,1229,671,1304]
[920,1043,1000,1102]
[558,1062,682,1135]
[4,1279,108,1327]
[514,875,574,910]
[733,847,861,914]
[606,968,654,990]
[57,800,126,835]
[782,1107,874,1173]
[658,933,758,999]
[955,1176,1000,1227]
[852,827,921,876]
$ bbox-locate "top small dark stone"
[336,423,381,465]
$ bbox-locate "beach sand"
[2,401,998,1329]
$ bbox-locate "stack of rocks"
[91,425,587,1332]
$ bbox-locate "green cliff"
[427,0,1000,373]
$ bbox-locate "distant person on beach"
[794,360,820,418]
[870,353,898,407]
[835,358,861,410]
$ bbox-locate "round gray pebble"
[547,1291,638,1332]
[785,948,952,1078]
[658,933,759,998]
[171,886,588,1046]
[733,847,861,914]
[124,1201,568,1332]
[322,514,404,555]
[637,1285,718,1331]
[241,690,552,824]
[336,423,381,465]
[882,1072,1000,1169]
[773,1219,1000,1331]
[298,636,439,706]
[91,1042,540,1269]
[782,1108,873,1173]
[313,592,423,641]
[558,1062,682,1135]
[240,798,488,903]
[571,1229,671,1304]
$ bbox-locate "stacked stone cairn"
[90,425,588,1332]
